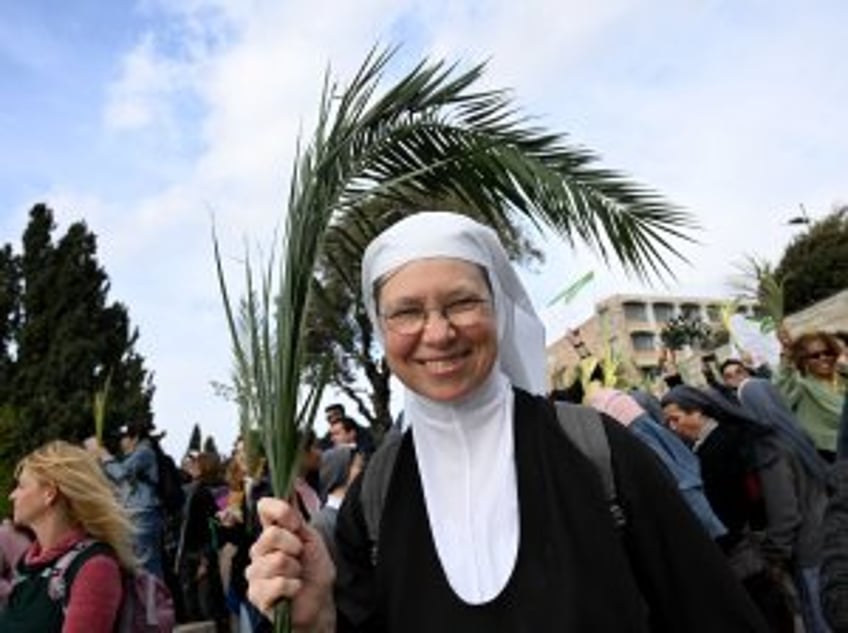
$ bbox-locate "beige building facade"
[546,293,757,387]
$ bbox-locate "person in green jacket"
[776,325,846,460]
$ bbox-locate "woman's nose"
[420,310,455,341]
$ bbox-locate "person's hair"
[791,331,842,373]
[123,419,153,440]
[224,456,245,493]
[330,416,358,434]
[194,451,221,484]
[303,428,318,448]
[16,441,135,570]
[719,358,747,375]
[324,403,345,417]
[835,331,848,347]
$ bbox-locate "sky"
[1,0,846,457]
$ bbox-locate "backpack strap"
[554,401,626,528]
[360,427,404,566]
[45,538,105,606]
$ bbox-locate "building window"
[653,302,675,323]
[706,304,721,322]
[641,365,661,380]
[630,332,656,351]
[680,303,702,320]
[623,301,648,322]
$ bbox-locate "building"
[546,293,757,387]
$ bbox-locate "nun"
[246,211,767,632]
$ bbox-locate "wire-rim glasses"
[380,297,491,335]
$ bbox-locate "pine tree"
[4,203,154,453]
[0,244,20,406]
[188,423,202,453]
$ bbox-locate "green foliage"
[0,405,22,518]
[0,204,154,468]
[660,316,712,350]
[0,245,20,407]
[774,206,848,314]
[729,255,784,330]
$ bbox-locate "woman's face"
[802,337,837,380]
[9,467,54,527]
[377,258,498,402]
[663,403,705,443]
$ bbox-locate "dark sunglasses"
[805,350,836,361]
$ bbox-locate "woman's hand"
[82,436,111,461]
[246,497,336,631]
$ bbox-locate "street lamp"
[786,203,811,226]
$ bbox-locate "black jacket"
[334,388,768,632]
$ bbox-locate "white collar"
[406,370,518,604]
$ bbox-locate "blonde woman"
[0,440,135,632]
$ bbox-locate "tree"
[774,206,848,314]
[187,423,202,454]
[660,316,712,351]
[728,256,782,332]
[0,204,155,476]
[0,244,20,406]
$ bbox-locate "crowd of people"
[0,210,846,632]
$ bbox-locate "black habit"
[333,389,768,632]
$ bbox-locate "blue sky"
[2,1,846,456]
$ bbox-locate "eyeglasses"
[380,297,491,335]
[805,350,836,361]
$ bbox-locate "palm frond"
[728,255,784,327]
[326,60,696,279]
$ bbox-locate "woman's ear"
[42,482,59,507]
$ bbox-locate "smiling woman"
[776,327,847,458]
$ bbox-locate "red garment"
[24,529,123,633]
